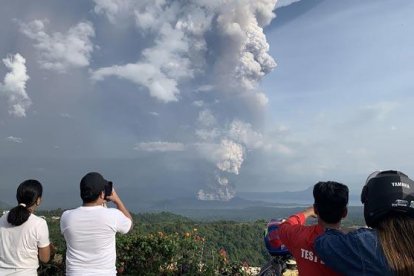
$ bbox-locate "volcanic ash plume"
[215,139,244,175]
[91,0,277,104]
[198,174,235,201]
[91,0,278,200]
[196,139,245,201]
[196,117,269,201]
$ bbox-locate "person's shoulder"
[0,213,8,225]
[353,227,373,233]
[62,207,76,215]
[322,227,372,237]
[323,228,345,235]
[29,214,48,226]
[348,227,376,239]
[337,226,372,236]
[86,206,123,218]
[106,207,126,216]
[106,208,132,224]
[61,207,82,218]
[0,213,6,221]
[319,227,376,246]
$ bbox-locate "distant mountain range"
[141,191,363,222]
[0,201,11,209]
[130,185,361,214]
[238,187,361,206]
[238,187,314,205]
[146,196,277,211]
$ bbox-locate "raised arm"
[302,206,317,220]
[278,206,317,248]
[107,188,133,228]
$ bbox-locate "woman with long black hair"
[0,179,53,275]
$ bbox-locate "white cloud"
[336,101,399,130]
[276,0,301,9]
[60,113,71,118]
[149,111,159,116]
[362,101,398,121]
[197,109,217,128]
[20,19,95,73]
[91,12,201,102]
[195,128,221,141]
[6,136,23,143]
[192,100,204,107]
[0,53,31,117]
[93,0,135,24]
[134,141,185,152]
[195,85,214,92]
[272,142,294,155]
[91,62,180,103]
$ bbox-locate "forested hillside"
[36,211,268,275]
[0,208,365,275]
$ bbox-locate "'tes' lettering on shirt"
[301,248,322,263]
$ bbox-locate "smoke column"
[91,0,278,200]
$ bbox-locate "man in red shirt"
[278,181,348,276]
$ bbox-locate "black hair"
[80,172,106,203]
[7,179,43,226]
[81,192,100,203]
[313,181,349,224]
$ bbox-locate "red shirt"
[278,212,342,276]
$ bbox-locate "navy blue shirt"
[315,228,392,276]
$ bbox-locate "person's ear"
[313,204,319,215]
[36,197,41,206]
[342,207,348,218]
[99,191,105,199]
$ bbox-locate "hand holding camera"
[101,179,132,222]
[104,183,122,205]
[104,181,113,200]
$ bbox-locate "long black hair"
[7,179,43,226]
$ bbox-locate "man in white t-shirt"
[60,172,133,276]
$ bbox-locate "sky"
[1,0,414,208]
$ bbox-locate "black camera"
[104,181,113,199]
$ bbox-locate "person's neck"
[27,205,38,214]
[318,218,341,230]
[83,202,102,207]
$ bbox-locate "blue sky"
[258,0,414,188]
[0,0,413,207]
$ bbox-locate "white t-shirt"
[60,206,132,276]
[0,213,50,276]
